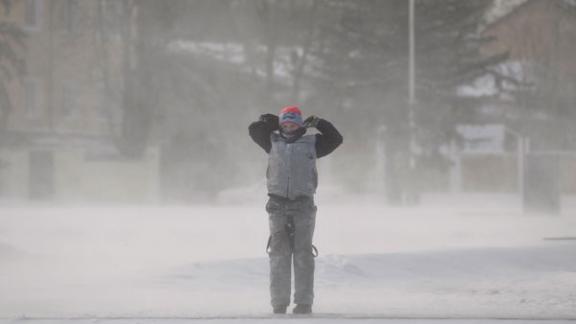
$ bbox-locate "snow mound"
[162,244,576,318]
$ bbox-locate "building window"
[61,84,76,117]
[24,0,42,31]
[65,0,79,32]
[23,78,42,117]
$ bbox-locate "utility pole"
[407,0,419,204]
[386,0,418,205]
[409,0,415,110]
[408,0,416,165]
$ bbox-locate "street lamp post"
[408,0,416,168]
[409,0,415,108]
[407,0,418,204]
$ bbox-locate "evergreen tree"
[306,0,506,201]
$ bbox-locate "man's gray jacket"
[267,133,317,199]
[249,117,343,199]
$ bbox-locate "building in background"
[452,0,576,203]
[481,0,576,151]
[0,0,158,203]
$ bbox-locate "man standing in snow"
[248,106,343,314]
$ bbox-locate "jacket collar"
[280,127,306,143]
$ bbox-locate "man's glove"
[303,115,321,128]
[259,114,279,130]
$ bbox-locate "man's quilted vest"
[267,133,317,200]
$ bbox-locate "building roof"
[485,0,576,26]
[485,0,530,25]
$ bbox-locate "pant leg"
[267,198,292,307]
[292,199,317,305]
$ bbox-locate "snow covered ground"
[0,319,574,324]
[1,194,575,323]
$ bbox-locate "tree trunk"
[96,0,119,140]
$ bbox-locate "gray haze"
[0,0,575,208]
[1,1,576,319]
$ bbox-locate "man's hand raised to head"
[259,114,279,130]
[303,115,320,128]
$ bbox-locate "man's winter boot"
[272,305,287,314]
[292,304,312,314]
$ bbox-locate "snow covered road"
[1,197,575,320]
[0,317,575,324]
